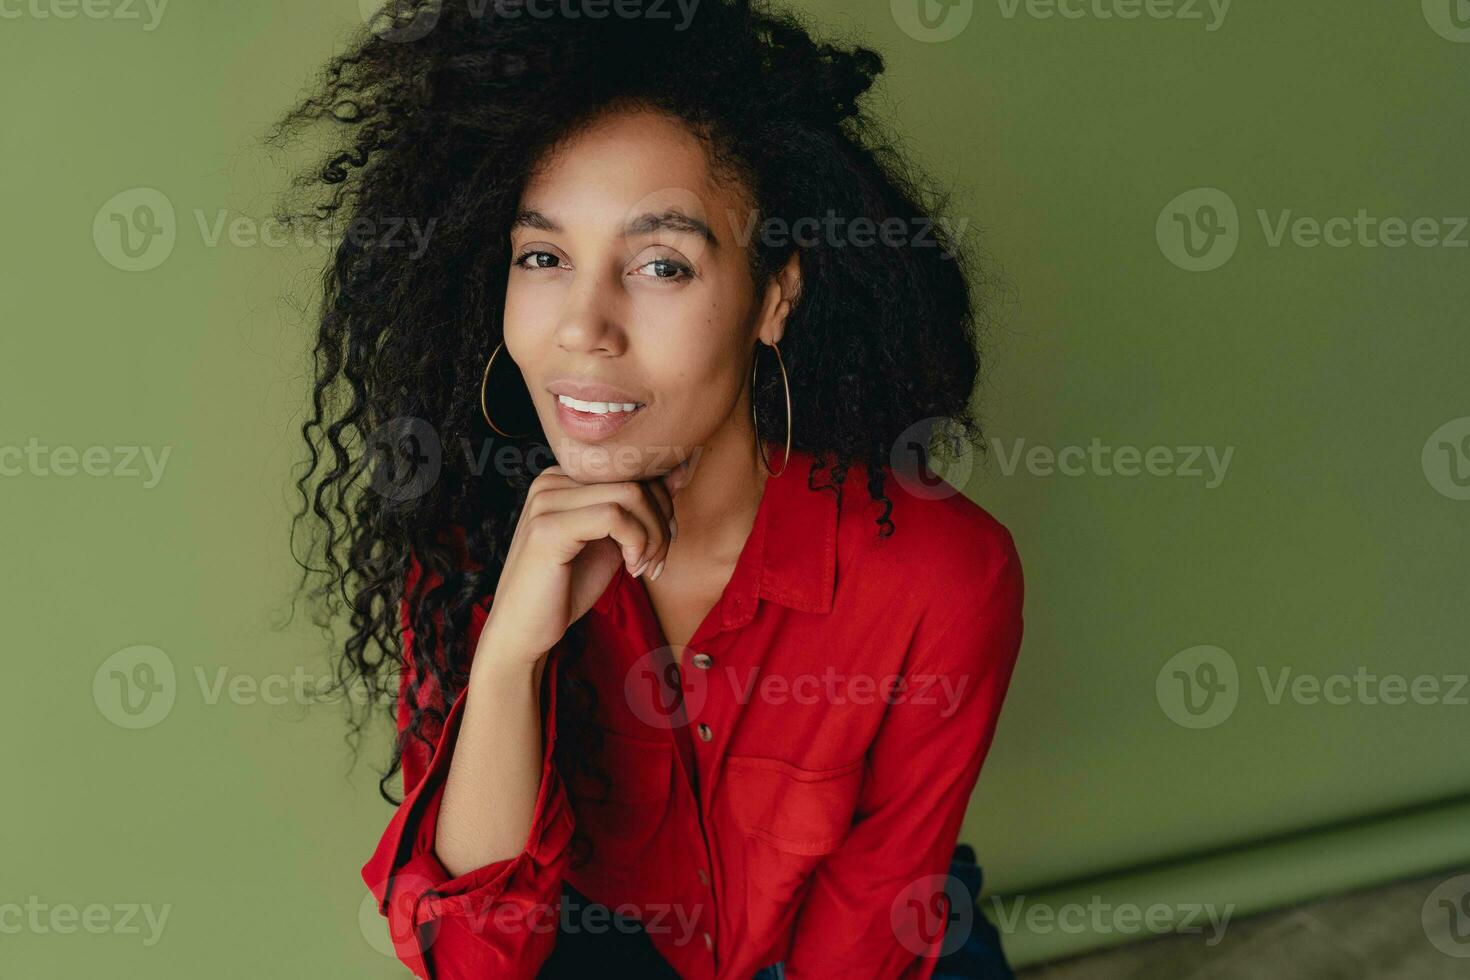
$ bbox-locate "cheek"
[647,324,747,411]
[502,281,549,357]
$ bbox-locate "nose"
[554,265,627,355]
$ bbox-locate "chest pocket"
[566,727,675,862]
[723,754,866,905]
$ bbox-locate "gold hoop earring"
[480,342,533,438]
[752,340,792,476]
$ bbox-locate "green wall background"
[2,1,1466,975]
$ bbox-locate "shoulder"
[835,457,1023,621]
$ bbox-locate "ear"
[756,251,802,347]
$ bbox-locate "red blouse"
[362,446,1025,979]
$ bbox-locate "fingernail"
[632,558,649,578]
[650,559,665,581]
[669,517,678,543]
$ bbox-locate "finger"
[538,500,651,573]
[610,481,671,577]
[631,480,674,579]
[517,465,579,533]
[525,465,579,505]
[641,477,675,544]
[659,455,696,497]
[530,483,669,575]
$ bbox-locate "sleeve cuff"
[361,644,575,963]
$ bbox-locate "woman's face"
[503,106,797,484]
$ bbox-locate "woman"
[276,1,1025,977]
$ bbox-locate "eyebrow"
[512,207,720,248]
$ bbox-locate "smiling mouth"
[551,393,648,442]
[554,394,647,414]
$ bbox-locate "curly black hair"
[272,0,997,869]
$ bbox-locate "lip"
[546,379,648,443]
[547,379,646,404]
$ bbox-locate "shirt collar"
[592,444,840,629]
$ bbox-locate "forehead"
[518,107,752,243]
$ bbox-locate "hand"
[475,459,694,672]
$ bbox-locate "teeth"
[558,394,644,414]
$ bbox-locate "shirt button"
[703,931,713,951]
[691,652,712,669]
[697,867,710,886]
[697,723,713,741]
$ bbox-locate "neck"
[669,426,772,565]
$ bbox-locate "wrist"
[470,627,547,690]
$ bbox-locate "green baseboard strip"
[987,794,1470,969]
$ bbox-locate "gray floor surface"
[1014,866,1470,979]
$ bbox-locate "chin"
[546,439,656,483]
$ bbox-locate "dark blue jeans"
[540,844,1013,979]
[752,844,1014,980]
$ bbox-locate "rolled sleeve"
[360,597,576,979]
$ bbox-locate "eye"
[631,255,694,282]
[513,249,565,271]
